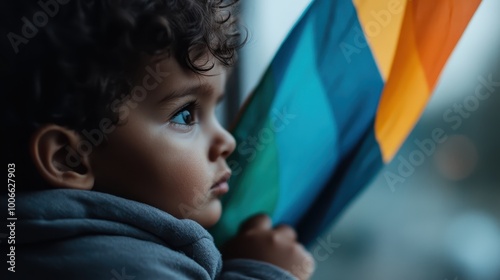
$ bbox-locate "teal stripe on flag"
[270,17,338,225]
[268,0,384,227]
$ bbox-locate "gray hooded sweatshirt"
[1,189,294,279]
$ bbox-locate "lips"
[210,171,231,195]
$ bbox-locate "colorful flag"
[210,0,481,245]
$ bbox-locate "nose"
[209,121,236,161]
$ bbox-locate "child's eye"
[169,101,199,126]
[171,109,194,125]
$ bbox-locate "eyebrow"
[157,84,217,105]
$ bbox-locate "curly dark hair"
[1,0,244,190]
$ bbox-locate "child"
[1,0,315,279]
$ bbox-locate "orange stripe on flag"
[414,0,481,89]
[375,0,481,163]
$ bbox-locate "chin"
[193,199,222,228]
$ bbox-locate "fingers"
[240,215,298,241]
[239,213,272,233]
[274,224,297,241]
[230,216,315,280]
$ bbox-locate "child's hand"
[221,214,315,280]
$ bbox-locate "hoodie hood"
[11,189,222,278]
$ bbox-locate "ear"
[30,124,95,190]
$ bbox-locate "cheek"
[141,136,214,218]
[147,131,208,186]
[94,123,211,209]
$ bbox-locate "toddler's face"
[90,55,236,227]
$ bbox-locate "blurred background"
[221,0,500,279]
